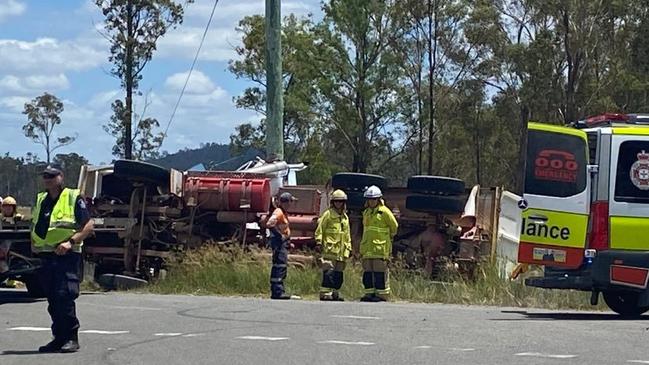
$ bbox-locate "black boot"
[60,332,80,353]
[38,339,64,353]
[60,339,80,353]
[271,293,301,300]
[360,294,376,302]
[332,291,344,302]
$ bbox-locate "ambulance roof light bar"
[571,113,649,128]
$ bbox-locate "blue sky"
[0,0,321,164]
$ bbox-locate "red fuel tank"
[184,173,271,213]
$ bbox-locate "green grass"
[149,245,607,311]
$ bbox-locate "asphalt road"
[1,289,649,365]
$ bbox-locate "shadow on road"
[0,289,43,305]
[1,350,42,356]
[496,310,649,321]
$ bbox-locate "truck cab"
[520,113,649,316]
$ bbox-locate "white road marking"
[515,352,577,359]
[318,340,375,346]
[628,361,649,364]
[81,330,130,335]
[154,333,183,337]
[331,315,380,320]
[236,336,289,341]
[9,327,129,335]
[182,334,204,338]
[415,346,476,352]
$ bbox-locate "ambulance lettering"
[521,218,570,241]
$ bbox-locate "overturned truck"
[1,158,503,294]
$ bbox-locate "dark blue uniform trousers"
[270,234,288,298]
[37,252,82,342]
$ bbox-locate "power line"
[161,0,220,146]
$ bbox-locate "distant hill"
[150,143,264,171]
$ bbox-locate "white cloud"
[157,26,239,62]
[0,96,29,113]
[164,70,216,94]
[0,74,70,94]
[157,0,318,62]
[0,38,106,73]
[0,0,25,23]
[185,0,315,22]
[0,0,325,163]
[88,89,121,109]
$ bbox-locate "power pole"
[265,0,284,160]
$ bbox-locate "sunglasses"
[42,173,58,180]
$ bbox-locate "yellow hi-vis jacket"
[360,200,398,259]
[315,208,351,261]
[31,188,82,253]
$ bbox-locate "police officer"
[32,164,94,353]
[266,192,300,300]
[315,189,351,301]
[360,186,398,302]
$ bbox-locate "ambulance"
[519,113,649,316]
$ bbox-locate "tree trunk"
[124,0,134,160]
[417,41,424,175]
[562,5,577,124]
[475,108,481,185]
[45,134,51,164]
[516,104,530,195]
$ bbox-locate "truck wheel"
[332,173,387,192]
[405,195,465,215]
[407,175,465,195]
[345,191,366,210]
[23,275,46,298]
[603,291,649,317]
[113,160,170,188]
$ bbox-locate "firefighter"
[1,196,23,223]
[360,185,398,302]
[31,165,94,353]
[1,196,23,288]
[315,189,351,301]
[266,192,301,300]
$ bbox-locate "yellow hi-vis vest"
[31,188,83,253]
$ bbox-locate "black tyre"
[603,291,649,317]
[345,191,366,210]
[113,160,170,188]
[332,173,387,192]
[407,175,465,195]
[23,275,46,298]
[101,173,136,202]
[405,194,465,214]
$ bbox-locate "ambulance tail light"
[589,201,609,251]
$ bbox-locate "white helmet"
[364,185,382,199]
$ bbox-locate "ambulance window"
[525,130,587,197]
[614,141,649,203]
